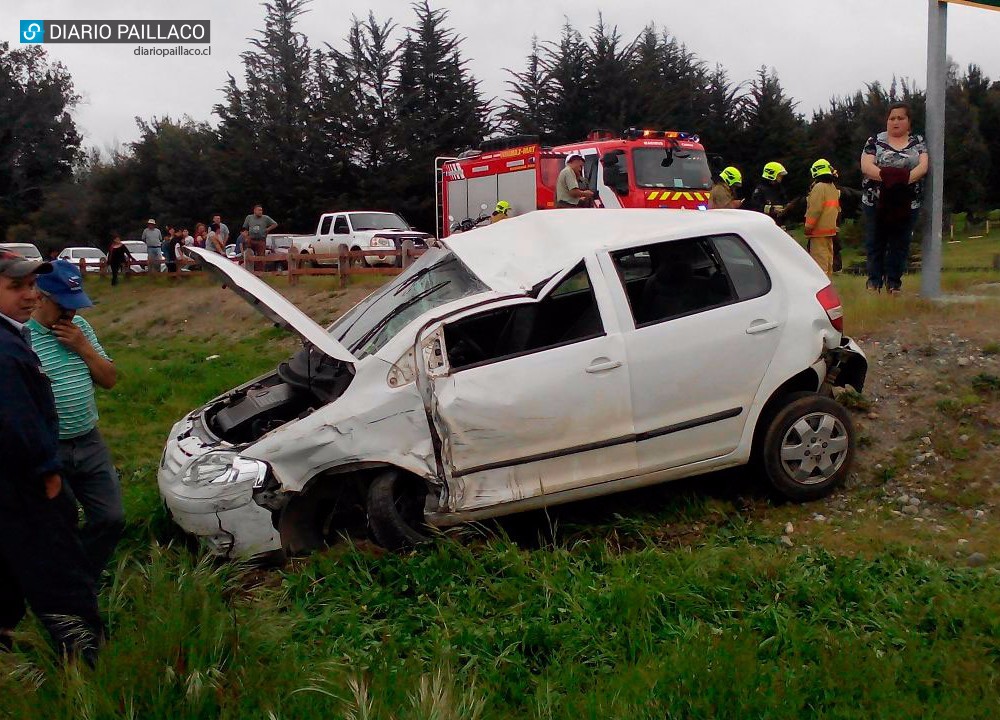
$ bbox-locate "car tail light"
[816,284,844,332]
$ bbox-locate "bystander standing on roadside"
[193,223,208,249]
[141,219,162,274]
[163,226,178,273]
[0,251,103,665]
[107,233,134,287]
[242,204,277,271]
[860,102,929,295]
[168,230,185,273]
[212,214,230,251]
[28,261,123,584]
[206,223,225,254]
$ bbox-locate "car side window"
[333,216,349,234]
[319,215,333,235]
[444,262,605,371]
[611,237,738,326]
[710,234,770,300]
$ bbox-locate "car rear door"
[600,233,784,474]
[312,214,335,256]
[426,257,636,514]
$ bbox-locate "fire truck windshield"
[632,148,712,190]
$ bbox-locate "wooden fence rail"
[76,239,427,287]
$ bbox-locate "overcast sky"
[4,0,1000,152]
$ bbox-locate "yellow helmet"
[720,166,742,187]
[762,162,787,181]
[495,200,511,214]
[811,158,835,179]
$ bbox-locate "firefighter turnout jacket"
[804,180,840,238]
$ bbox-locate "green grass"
[3,246,1000,718]
[3,539,1000,719]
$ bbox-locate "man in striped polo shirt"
[28,261,123,582]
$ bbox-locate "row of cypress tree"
[3,0,999,248]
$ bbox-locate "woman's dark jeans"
[863,204,919,290]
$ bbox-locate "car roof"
[442,209,778,293]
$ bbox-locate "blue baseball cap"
[36,260,93,310]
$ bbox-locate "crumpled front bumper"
[158,418,281,558]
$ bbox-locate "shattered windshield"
[633,148,712,189]
[348,212,409,231]
[330,248,488,358]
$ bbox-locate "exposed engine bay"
[206,345,353,444]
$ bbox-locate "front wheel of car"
[367,470,431,550]
[760,392,854,502]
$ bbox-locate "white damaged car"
[159,210,867,559]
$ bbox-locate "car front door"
[601,233,784,474]
[427,258,636,514]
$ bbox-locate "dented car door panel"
[428,257,637,512]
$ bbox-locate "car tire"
[278,487,365,556]
[350,246,365,269]
[302,250,318,269]
[760,392,854,502]
[367,470,430,550]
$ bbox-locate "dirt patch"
[84,276,377,343]
[760,313,1000,565]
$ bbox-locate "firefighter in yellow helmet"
[744,161,790,224]
[804,159,841,277]
[708,166,742,209]
[491,200,511,224]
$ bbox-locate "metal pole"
[922,0,947,298]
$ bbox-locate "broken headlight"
[180,451,268,487]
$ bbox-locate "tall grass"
[2,537,999,719]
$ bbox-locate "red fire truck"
[436,128,715,237]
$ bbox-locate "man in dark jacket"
[0,251,103,665]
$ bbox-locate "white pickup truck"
[301,211,433,267]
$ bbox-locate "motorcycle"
[449,203,492,234]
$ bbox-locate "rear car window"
[610,234,769,327]
[710,234,770,300]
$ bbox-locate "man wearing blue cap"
[0,252,103,664]
[27,261,123,583]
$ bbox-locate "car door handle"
[586,359,623,373]
[746,320,780,335]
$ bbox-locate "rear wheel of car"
[367,470,430,550]
[760,392,854,502]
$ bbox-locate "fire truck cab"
[437,129,715,237]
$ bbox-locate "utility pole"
[922,0,947,299]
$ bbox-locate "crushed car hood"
[187,247,356,363]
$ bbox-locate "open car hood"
[187,247,356,364]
